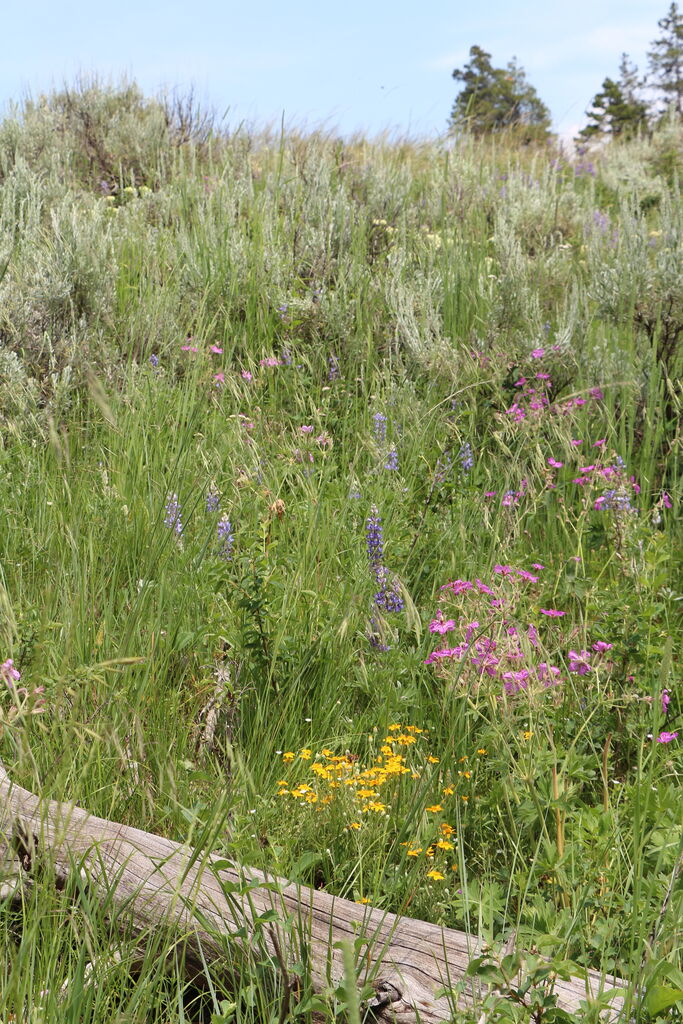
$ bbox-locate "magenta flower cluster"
[425,564,614,698]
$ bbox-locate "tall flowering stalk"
[365,506,384,568]
[373,412,387,444]
[206,486,220,512]
[365,506,403,615]
[217,516,234,560]
[459,442,474,474]
[164,493,183,534]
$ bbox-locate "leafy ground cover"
[0,82,681,1022]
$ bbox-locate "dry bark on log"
[0,763,626,1022]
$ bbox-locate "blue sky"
[2,1,668,139]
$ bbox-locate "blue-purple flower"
[373,412,387,444]
[164,494,183,534]
[459,442,474,474]
[366,506,384,567]
[384,448,399,472]
[217,515,234,560]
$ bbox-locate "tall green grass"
[0,82,681,1022]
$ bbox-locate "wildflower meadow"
[0,82,681,1022]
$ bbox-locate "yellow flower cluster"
[275,726,489,886]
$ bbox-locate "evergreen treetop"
[449,46,551,141]
[648,2,683,115]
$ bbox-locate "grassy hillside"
[0,81,681,1022]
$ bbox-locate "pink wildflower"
[241,370,253,381]
[516,569,539,582]
[568,650,591,675]
[547,458,564,468]
[537,662,561,685]
[1,659,21,684]
[494,564,514,576]
[656,731,678,743]
[530,348,545,358]
[260,357,281,367]
[531,563,545,570]
[503,669,530,693]
[181,344,199,353]
[429,619,457,635]
[540,608,565,617]
[570,439,583,446]
[592,438,606,447]
[214,372,225,386]
[425,645,468,665]
[592,641,613,653]
[661,689,671,715]
[300,425,314,434]
[210,345,223,354]
[662,492,672,508]
[475,579,495,595]
[441,579,474,594]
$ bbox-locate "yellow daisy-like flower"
[388,723,402,731]
[426,804,443,813]
[427,755,440,764]
[299,748,312,760]
[436,840,454,851]
[357,788,377,799]
[426,870,445,881]
[523,731,533,741]
[355,897,371,904]
[282,752,296,762]
[347,822,362,830]
[442,786,455,796]
[364,801,386,813]
[477,748,487,755]
[407,847,423,857]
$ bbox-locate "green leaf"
[645,986,683,1016]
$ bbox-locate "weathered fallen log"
[0,763,626,1022]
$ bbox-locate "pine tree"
[648,2,683,115]
[449,46,551,141]
[579,54,649,140]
